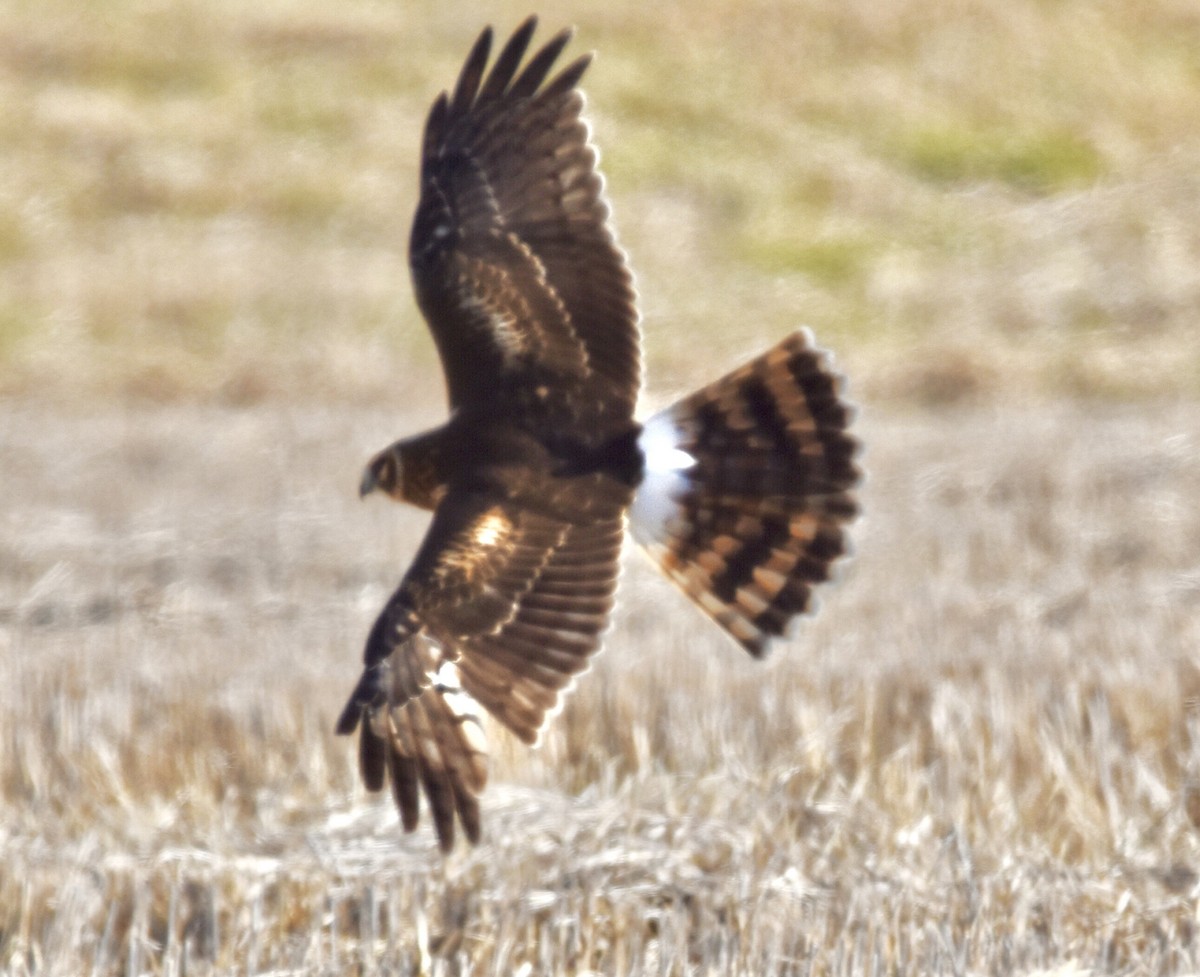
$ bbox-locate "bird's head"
[360,449,402,499]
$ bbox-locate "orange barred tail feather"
[630,330,861,656]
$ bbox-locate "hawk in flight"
[336,17,860,850]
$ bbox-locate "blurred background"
[3,0,1198,409]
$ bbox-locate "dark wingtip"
[337,664,380,734]
[511,14,541,53]
[514,13,538,37]
[450,24,494,115]
[335,698,361,735]
[477,15,540,104]
[358,724,386,792]
[455,785,483,845]
[542,51,592,101]
[509,25,576,100]
[388,749,422,834]
[421,766,458,853]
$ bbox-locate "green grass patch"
[10,29,224,98]
[254,91,358,140]
[258,175,349,225]
[601,125,694,191]
[0,303,35,357]
[895,123,1105,194]
[737,233,874,286]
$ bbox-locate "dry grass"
[2,400,1199,975]
[2,0,1200,404]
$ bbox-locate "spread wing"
[336,492,625,850]
[409,16,640,436]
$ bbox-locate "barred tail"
[630,329,861,657]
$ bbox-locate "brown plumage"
[336,17,861,851]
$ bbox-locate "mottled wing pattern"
[455,516,625,744]
[404,496,569,642]
[338,494,626,849]
[339,495,566,715]
[411,16,640,435]
[631,330,860,657]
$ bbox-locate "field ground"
[2,400,1199,975]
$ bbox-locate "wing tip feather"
[442,18,587,123]
[543,51,592,100]
[450,24,494,114]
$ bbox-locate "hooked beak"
[359,465,378,498]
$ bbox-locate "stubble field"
[3,401,1199,975]
[3,0,1200,973]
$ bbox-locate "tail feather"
[631,329,860,656]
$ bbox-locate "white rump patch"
[630,410,694,547]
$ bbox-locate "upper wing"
[409,16,640,434]
[337,492,626,849]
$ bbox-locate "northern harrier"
[336,17,860,850]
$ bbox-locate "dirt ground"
[2,399,1199,975]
